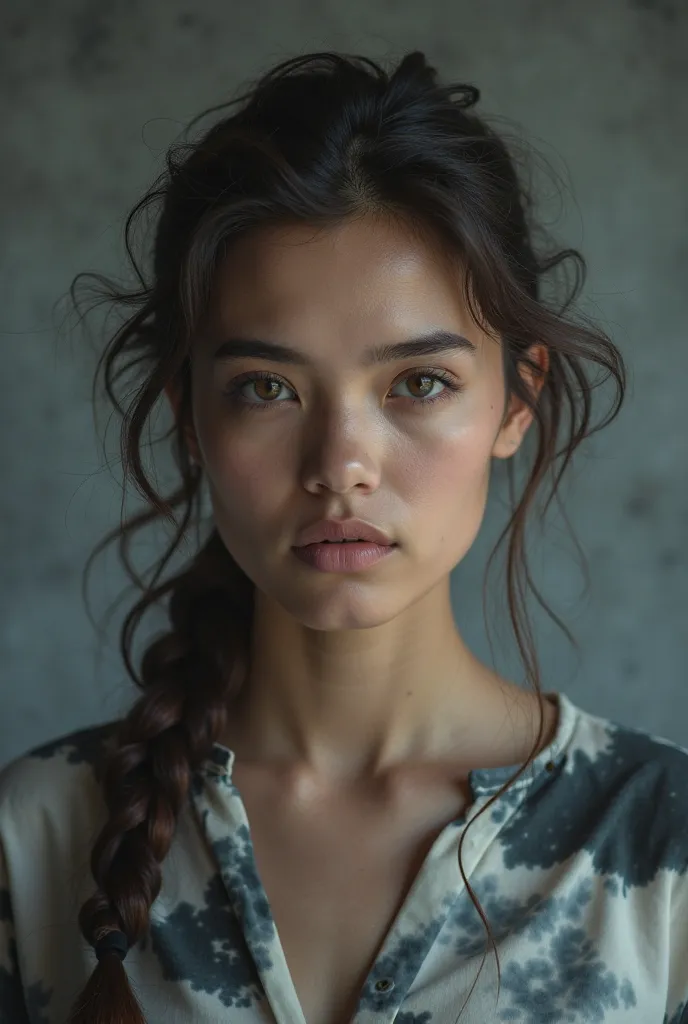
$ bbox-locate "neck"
[221,577,554,786]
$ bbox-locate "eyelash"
[224,368,465,413]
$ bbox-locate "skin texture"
[170,211,556,793]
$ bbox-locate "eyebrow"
[212,328,477,366]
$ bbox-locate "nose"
[299,411,382,496]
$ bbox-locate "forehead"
[207,214,478,341]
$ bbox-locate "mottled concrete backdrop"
[1,0,686,766]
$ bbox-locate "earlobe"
[492,344,548,458]
[492,432,523,460]
[492,392,532,459]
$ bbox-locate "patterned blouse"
[1,690,687,1023]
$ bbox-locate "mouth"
[300,539,398,547]
[293,518,396,548]
[313,539,385,545]
[291,537,398,572]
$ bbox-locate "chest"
[232,767,470,1024]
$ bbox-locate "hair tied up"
[393,50,439,86]
[94,930,129,963]
[448,83,480,108]
[393,51,480,109]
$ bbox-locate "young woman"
[1,50,686,1024]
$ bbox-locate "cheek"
[391,419,496,563]
[393,421,494,507]
[192,393,285,524]
[204,436,288,526]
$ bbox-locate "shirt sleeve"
[0,836,31,1023]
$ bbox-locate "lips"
[294,518,394,548]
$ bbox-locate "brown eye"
[251,379,284,401]
[389,369,465,408]
[400,374,440,398]
[224,371,295,410]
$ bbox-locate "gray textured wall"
[1,0,686,768]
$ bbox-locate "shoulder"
[0,723,122,1020]
[574,700,688,880]
[0,720,118,842]
[501,694,688,888]
[573,702,688,877]
[570,698,688,811]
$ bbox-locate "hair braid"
[67,532,254,1022]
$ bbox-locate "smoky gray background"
[1,0,686,768]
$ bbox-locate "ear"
[164,381,203,466]
[492,344,549,459]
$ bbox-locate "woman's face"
[187,213,540,631]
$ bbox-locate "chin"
[270,580,405,632]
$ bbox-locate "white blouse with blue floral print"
[1,690,687,1023]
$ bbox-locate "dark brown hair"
[65,50,626,1022]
